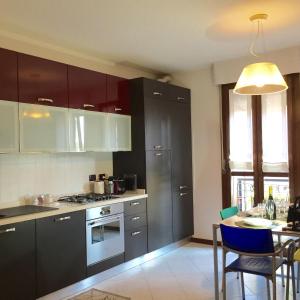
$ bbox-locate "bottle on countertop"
[266,186,276,220]
[108,176,114,194]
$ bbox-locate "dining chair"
[220,224,296,300]
[220,206,239,220]
[293,248,300,293]
[219,206,240,281]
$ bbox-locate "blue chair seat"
[226,256,286,277]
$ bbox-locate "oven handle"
[87,215,122,227]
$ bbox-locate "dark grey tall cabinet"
[113,78,193,252]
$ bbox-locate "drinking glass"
[266,204,274,220]
[258,203,265,218]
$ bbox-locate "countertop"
[0,190,148,226]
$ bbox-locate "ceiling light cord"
[249,19,267,58]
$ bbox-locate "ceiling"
[1,0,300,73]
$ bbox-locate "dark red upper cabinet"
[0,48,18,101]
[18,53,68,107]
[68,66,106,111]
[105,75,130,115]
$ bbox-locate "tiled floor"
[54,242,300,300]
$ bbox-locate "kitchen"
[2,1,300,300]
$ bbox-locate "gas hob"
[57,193,119,204]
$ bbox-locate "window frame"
[221,75,295,209]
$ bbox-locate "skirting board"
[38,238,190,300]
[190,237,222,246]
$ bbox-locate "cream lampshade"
[233,62,288,95]
[233,14,288,95]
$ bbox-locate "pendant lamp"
[233,14,288,95]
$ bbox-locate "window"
[222,81,292,210]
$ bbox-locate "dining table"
[212,210,300,300]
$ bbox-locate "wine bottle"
[266,186,276,220]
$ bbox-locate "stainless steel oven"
[86,203,124,266]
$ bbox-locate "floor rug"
[69,288,131,300]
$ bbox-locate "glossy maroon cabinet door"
[0,48,18,101]
[105,75,130,115]
[68,66,106,111]
[18,53,68,107]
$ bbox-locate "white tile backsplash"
[0,152,113,205]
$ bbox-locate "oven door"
[86,213,124,266]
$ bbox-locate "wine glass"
[266,204,274,220]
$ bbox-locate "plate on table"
[242,217,273,228]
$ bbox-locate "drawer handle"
[179,185,188,190]
[131,216,141,221]
[155,153,162,156]
[0,227,16,234]
[180,192,188,197]
[38,98,53,103]
[114,107,122,111]
[131,231,142,236]
[83,104,95,108]
[130,202,140,206]
[55,216,71,222]
[154,145,162,150]
[177,97,185,101]
[153,91,162,96]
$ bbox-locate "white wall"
[0,30,156,79]
[171,66,222,240]
[0,152,112,207]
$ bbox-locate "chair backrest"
[220,224,274,254]
[220,206,239,220]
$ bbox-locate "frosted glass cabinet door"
[107,114,131,151]
[69,109,108,152]
[0,100,19,152]
[19,103,69,152]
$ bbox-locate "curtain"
[262,91,288,172]
[229,90,253,171]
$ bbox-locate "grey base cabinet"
[146,150,173,251]
[170,101,194,241]
[124,198,148,261]
[0,220,36,300]
[36,210,86,297]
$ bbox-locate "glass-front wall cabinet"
[0,100,19,153]
[69,109,108,152]
[19,103,69,152]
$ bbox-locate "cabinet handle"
[0,227,15,234]
[55,216,71,222]
[153,91,162,96]
[38,98,53,103]
[154,145,162,150]
[131,231,142,236]
[155,153,163,156]
[180,192,188,197]
[114,107,122,111]
[130,201,140,206]
[177,96,185,101]
[83,104,95,108]
[131,216,141,221]
[179,185,188,190]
